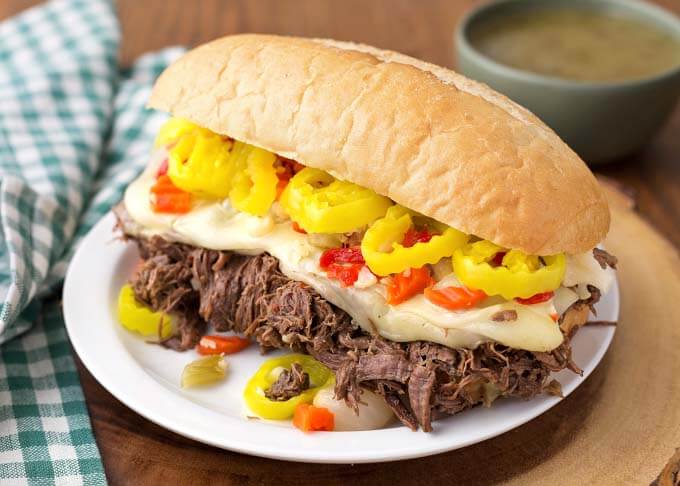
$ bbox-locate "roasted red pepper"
[275,178,289,200]
[325,264,363,287]
[387,267,434,305]
[196,335,250,355]
[319,247,365,287]
[424,286,487,310]
[293,403,335,432]
[515,291,554,305]
[402,228,434,248]
[150,175,191,213]
[319,247,365,267]
[274,157,305,199]
[292,221,307,234]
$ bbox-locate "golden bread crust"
[148,34,609,254]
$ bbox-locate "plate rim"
[63,211,618,464]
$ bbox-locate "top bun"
[148,34,609,255]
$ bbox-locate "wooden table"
[2,1,679,484]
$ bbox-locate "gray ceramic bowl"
[456,0,680,164]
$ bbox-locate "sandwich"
[114,34,617,432]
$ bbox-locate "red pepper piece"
[402,228,434,248]
[150,175,191,213]
[196,335,250,355]
[324,263,364,287]
[274,157,305,200]
[387,267,434,305]
[292,221,307,234]
[293,404,335,432]
[515,291,554,305]
[319,247,365,268]
[319,247,366,287]
[424,286,487,310]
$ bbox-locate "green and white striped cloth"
[0,0,184,483]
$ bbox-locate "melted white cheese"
[124,153,613,352]
[564,252,616,294]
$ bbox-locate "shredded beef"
[125,234,594,431]
[593,248,618,270]
[131,237,205,350]
[408,365,436,432]
[264,363,310,401]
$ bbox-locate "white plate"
[63,212,618,464]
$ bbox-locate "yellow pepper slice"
[280,168,392,233]
[361,205,469,276]
[228,141,278,216]
[161,117,279,215]
[243,354,333,420]
[155,117,212,147]
[452,240,566,300]
[117,284,173,338]
[167,130,235,199]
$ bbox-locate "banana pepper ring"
[167,130,235,199]
[280,168,392,233]
[228,141,278,216]
[452,240,566,300]
[117,284,173,338]
[243,354,333,420]
[361,205,469,276]
[155,117,212,148]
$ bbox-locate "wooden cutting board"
[489,179,680,485]
[84,180,680,485]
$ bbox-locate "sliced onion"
[313,387,394,431]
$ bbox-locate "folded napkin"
[0,0,183,483]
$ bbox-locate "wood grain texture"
[1,1,679,484]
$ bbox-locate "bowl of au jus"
[456,0,680,163]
